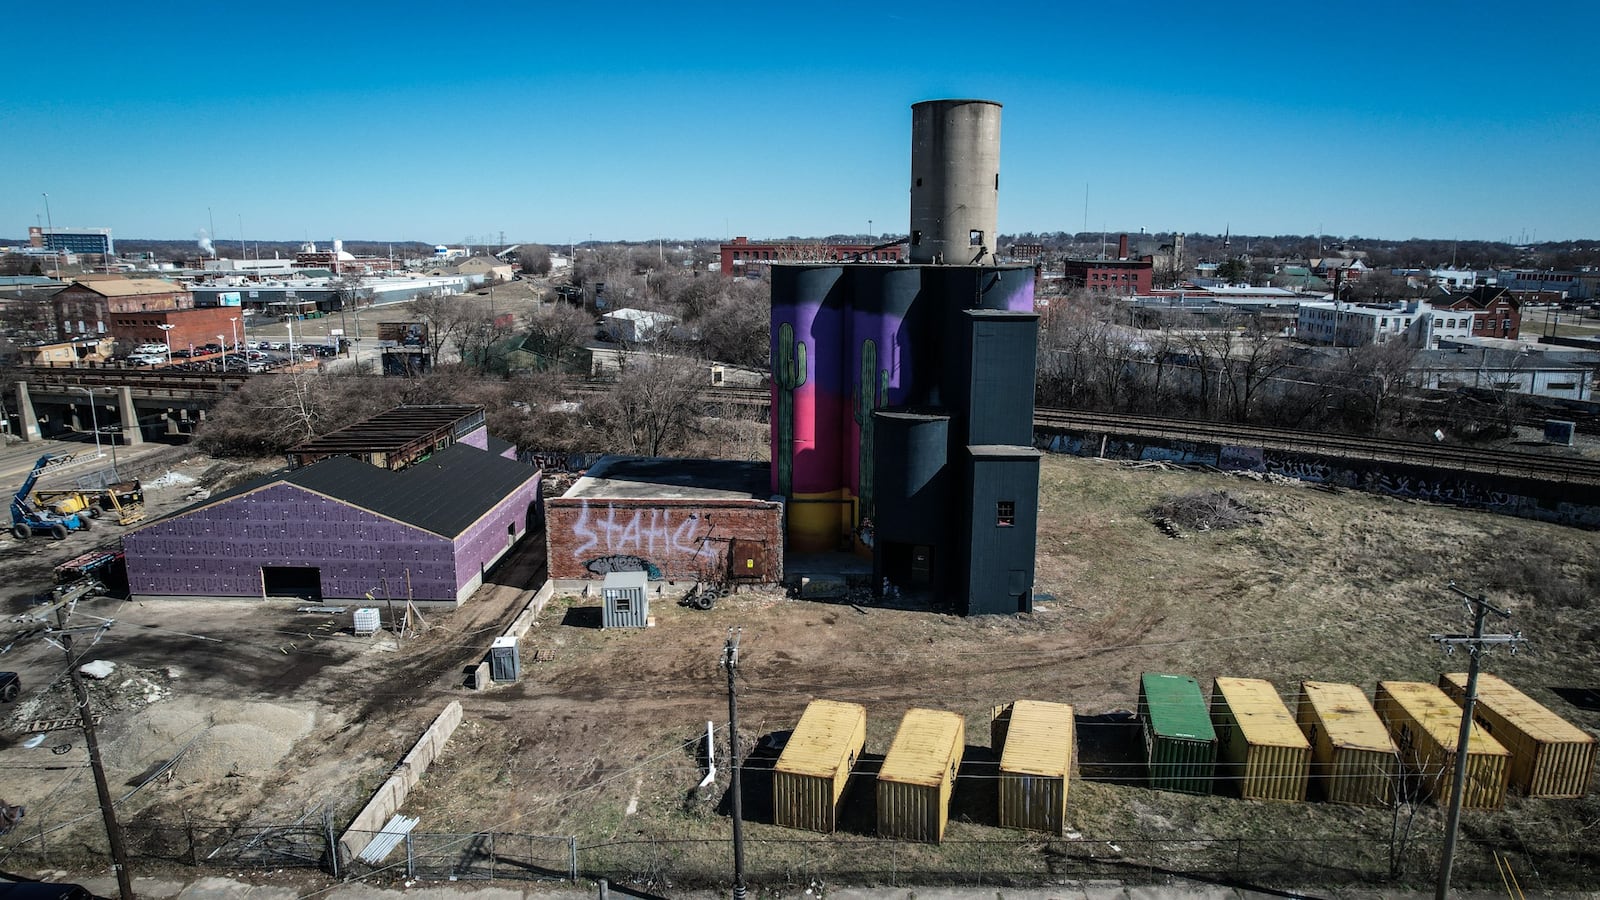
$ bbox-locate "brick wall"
[546,498,783,582]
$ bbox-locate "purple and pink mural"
[770,263,1035,553]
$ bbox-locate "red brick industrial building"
[1061,235,1153,295]
[52,278,190,340]
[545,457,782,584]
[1432,286,1522,340]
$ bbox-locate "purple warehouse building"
[124,442,541,604]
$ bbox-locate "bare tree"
[411,294,486,363]
[1222,318,1292,422]
[517,244,552,276]
[598,350,707,457]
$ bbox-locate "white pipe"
[697,720,717,788]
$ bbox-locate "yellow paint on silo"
[1375,681,1510,810]
[1440,672,1596,799]
[877,708,965,843]
[992,700,1074,835]
[1210,677,1310,802]
[1296,681,1399,806]
[772,700,867,833]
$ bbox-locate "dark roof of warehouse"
[158,443,538,538]
[287,443,537,536]
[286,405,484,455]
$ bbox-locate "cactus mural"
[853,338,889,523]
[774,321,807,498]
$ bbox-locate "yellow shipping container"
[1439,672,1597,799]
[1375,681,1510,810]
[773,700,867,833]
[991,700,1074,835]
[877,708,965,843]
[1296,681,1398,806]
[1210,677,1310,802]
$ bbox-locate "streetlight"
[156,323,175,365]
[228,317,240,367]
[217,334,226,371]
[71,386,115,476]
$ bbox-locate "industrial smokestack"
[1118,234,1128,260]
[908,99,1001,265]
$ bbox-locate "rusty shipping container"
[1210,677,1310,802]
[991,700,1075,835]
[1296,681,1399,806]
[877,708,965,843]
[772,700,868,833]
[1375,681,1510,810]
[1439,672,1596,799]
[1138,673,1217,794]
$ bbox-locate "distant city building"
[1409,348,1592,401]
[1297,300,1423,347]
[293,240,390,275]
[51,277,191,340]
[29,226,114,257]
[1062,257,1153,295]
[719,236,906,276]
[1429,286,1522,340]
[1494,268,1592,301]
[1008,242,1045,262]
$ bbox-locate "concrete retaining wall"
[466,580,556,691]
[338,699,463,862]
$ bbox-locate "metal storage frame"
[1209,677,1310,802]
[772,700,867,833]
[1138,673,1217,794]
[877,708,965,843]
[1375,681,1511,810]
[1296,681,1399,806]
[1439,672,1596,799]
[600,570,649,629]
[991,700,1074,835]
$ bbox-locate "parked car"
[201,343,223,354]
[134,343,168,355]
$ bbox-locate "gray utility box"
[601,570,650,629]
[489,636,521,682]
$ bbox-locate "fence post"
[569,835,578,883]
[488,832,495,881]
[324,811,339,879]
[405,831,414,878]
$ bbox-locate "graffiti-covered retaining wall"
[1038,431,1600,528]
[545,498,783,582]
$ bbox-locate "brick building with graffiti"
[544,457,782,585]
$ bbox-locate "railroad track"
[1033,409,1600,487]
[688,385,1600,488]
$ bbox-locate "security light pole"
[71,386,102,465]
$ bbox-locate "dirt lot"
[3,450,1598,892]
[421,455,1600,890]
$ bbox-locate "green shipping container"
[1139,673,1217,794]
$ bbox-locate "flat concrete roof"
[561,456,773,502]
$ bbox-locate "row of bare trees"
[1035,292,1467,438]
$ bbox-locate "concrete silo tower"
[908,99,1002,265]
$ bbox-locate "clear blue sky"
[6,1,1597,246]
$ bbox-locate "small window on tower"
[997,500,1016,527]
[969,230,983,247]
[911,230,922,246]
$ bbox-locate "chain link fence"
[15,821,1596,892]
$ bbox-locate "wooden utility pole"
[720,628,747,900]
[55,609,135,900]
[1431,583,1524,900]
